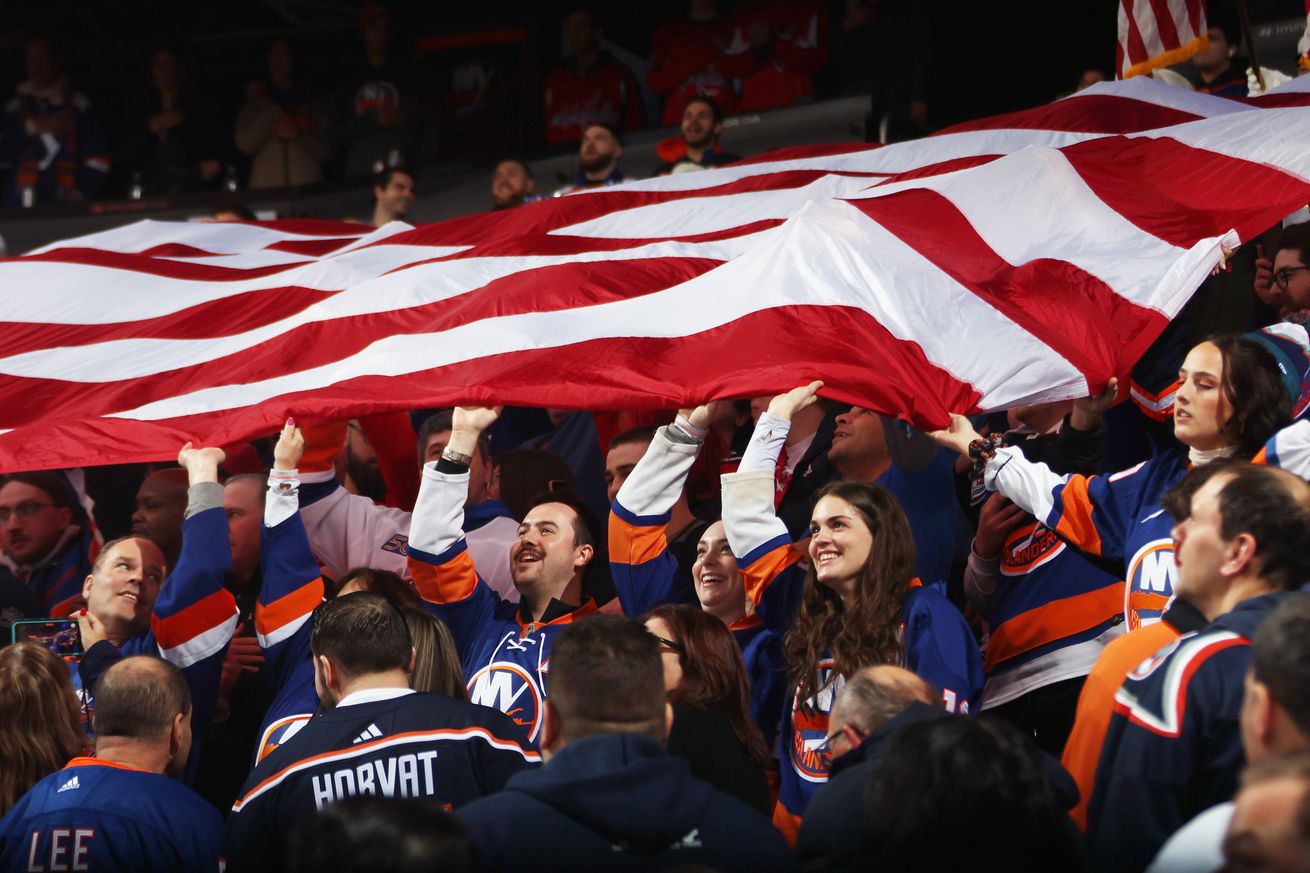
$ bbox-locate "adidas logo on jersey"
[353,724,383,745]
[57,776,80,793]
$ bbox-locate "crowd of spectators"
[0,216,1308,870]
[6,3,1310,872]
[0,0,920,210]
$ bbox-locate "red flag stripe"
[0,257,725,427]
[0,305,985,471]
[1147,0,1183,50]
[850,189,1168,383]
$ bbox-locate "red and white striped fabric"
[1117,0,1209,79]
[4,76,1310,473]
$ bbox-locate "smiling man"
[72,443,239,775]
[652,96,741,175]
[406,405,603,747]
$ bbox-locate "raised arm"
[609,404,713,616]
[142,443,240,776]
[722,383,820,625]
[295,420,414,581]
[253,421,325,761]
[407,406,502,662]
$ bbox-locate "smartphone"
[11,619,83,657]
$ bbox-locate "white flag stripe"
[1069,77,1242,116]
[1133,0,1164,60]
[0,235,762,379]
[155,249,322,269]
[553,173,878,239]
[1126,106,1310,182]
[105,202,1089,424]
[854,145,1193,308]
[749,200,1090,410]
[0,242,475,326]
[26,218,371,256]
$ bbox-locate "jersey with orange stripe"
[1257,418,1310,476]
[1086,591,1290,873]
[609,423,702,617]
[976,520,1125,708]
[407,463,598,748]
[224,689,538,871]
[610,424,788,748]
[723,465,982,832]
[988,446,1189,630]
[73,497,239,774]
[252,470,325,764]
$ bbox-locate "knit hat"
[1245,323,1310,421]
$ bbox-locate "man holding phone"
[70,443,239,779]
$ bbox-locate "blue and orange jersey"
[71,504,240,773]
[1087,592,1290,873]
[0,757,224,872]
[989,445,1189,630]
[407,463,597,748]
[609,425,702,617]
[979,519,1125,706]
[1256,418,1310,476]
[723,464,981,838]
[225,691,539,870]
[253,470,325,764]
[731,613,787,751]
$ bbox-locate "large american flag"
[1117,0,1209,79]
[3,76,1310,473]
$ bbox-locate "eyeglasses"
[653,635,686,655]
[1274,266,1310,289]
[0,501,54,523]
[817,728,844,754]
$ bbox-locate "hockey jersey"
[253,470,325,763]
[407,464,598,747]
[722,464,983,838]
[609,425,788,748]
[0,757,223,873]
[72,503,239,760]
[1086,592,1292,873]
[978,519,1125,708]
[1256,417,1310,476]
[988,446,1190,630]
[224,689,538,872]
[543,51,645,145]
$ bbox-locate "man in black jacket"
[457,615,796,872]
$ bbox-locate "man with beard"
[490,158,538,210]
[554,122,630,195]
[652,96,740,175]
[407,405,604,748]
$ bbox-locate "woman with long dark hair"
[720,382,983,842]
[644,604,771,814]
[931,334,1292,631]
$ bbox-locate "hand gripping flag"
[3,76,1310,472]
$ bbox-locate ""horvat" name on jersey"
[310,751,439,809]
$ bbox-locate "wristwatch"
[441,447,474,467]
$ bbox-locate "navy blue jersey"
[224,691,538,871]
[1087,593,1291,873]
[0,757,222,873]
